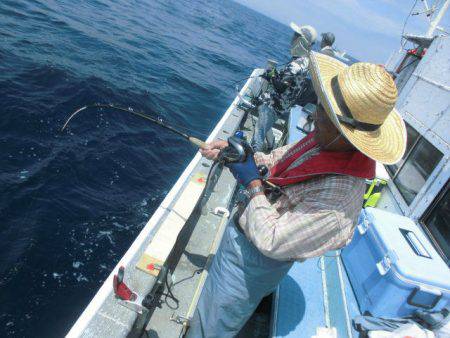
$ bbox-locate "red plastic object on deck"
[113,266,137,301]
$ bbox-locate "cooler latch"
[376,250,397,276]
[357,219,370,235]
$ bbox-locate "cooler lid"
[364,207,450,291]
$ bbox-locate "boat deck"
[273,254,361,338]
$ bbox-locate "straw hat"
[308,52,406,164]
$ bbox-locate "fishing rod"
[61,103,206,148]
[61,103,251,164]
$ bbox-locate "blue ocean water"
[0,0,290,336]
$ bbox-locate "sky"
[234,0,450,63]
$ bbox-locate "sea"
[0,0,291,336]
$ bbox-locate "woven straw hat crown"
[338,63,398,125]
[308,52,407,164]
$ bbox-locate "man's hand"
[226,153,260,187]
[199,140,228,161]
[200,138,260,187]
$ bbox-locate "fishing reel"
[200,132,252,213]
[217,132,253,164]
[217,133,271,179]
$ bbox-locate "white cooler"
[342,207,450,317]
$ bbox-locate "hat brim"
[309,52,407,165]
[290,22,303,35]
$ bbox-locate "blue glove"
[226,153,260,187]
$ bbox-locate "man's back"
[320,45,337,57]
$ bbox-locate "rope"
[162,271,180,310]
[400,0,420,49]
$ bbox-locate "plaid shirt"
[238,143,366,261]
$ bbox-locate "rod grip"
[188,137,206,148]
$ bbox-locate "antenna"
[415,0,450,37]
[425,0,450,37]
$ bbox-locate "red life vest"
[268,132,376,187]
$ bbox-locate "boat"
[67,3,450,337]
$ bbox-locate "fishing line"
[61,103,206,148]
[230,75,262,87]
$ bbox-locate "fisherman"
[188,52,406,337]
[320,32,337,57]
[251,23,318,152]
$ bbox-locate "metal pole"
[426,0,450,37]
[422,0,431,13]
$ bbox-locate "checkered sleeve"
[239,175,366,261]
[253,143,296,169]
[241,195,341,261]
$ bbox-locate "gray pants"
[251,103,276,152]
[186,220,293,338]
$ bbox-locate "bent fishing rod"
[61,103,206,148]
[61,104,256,167]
